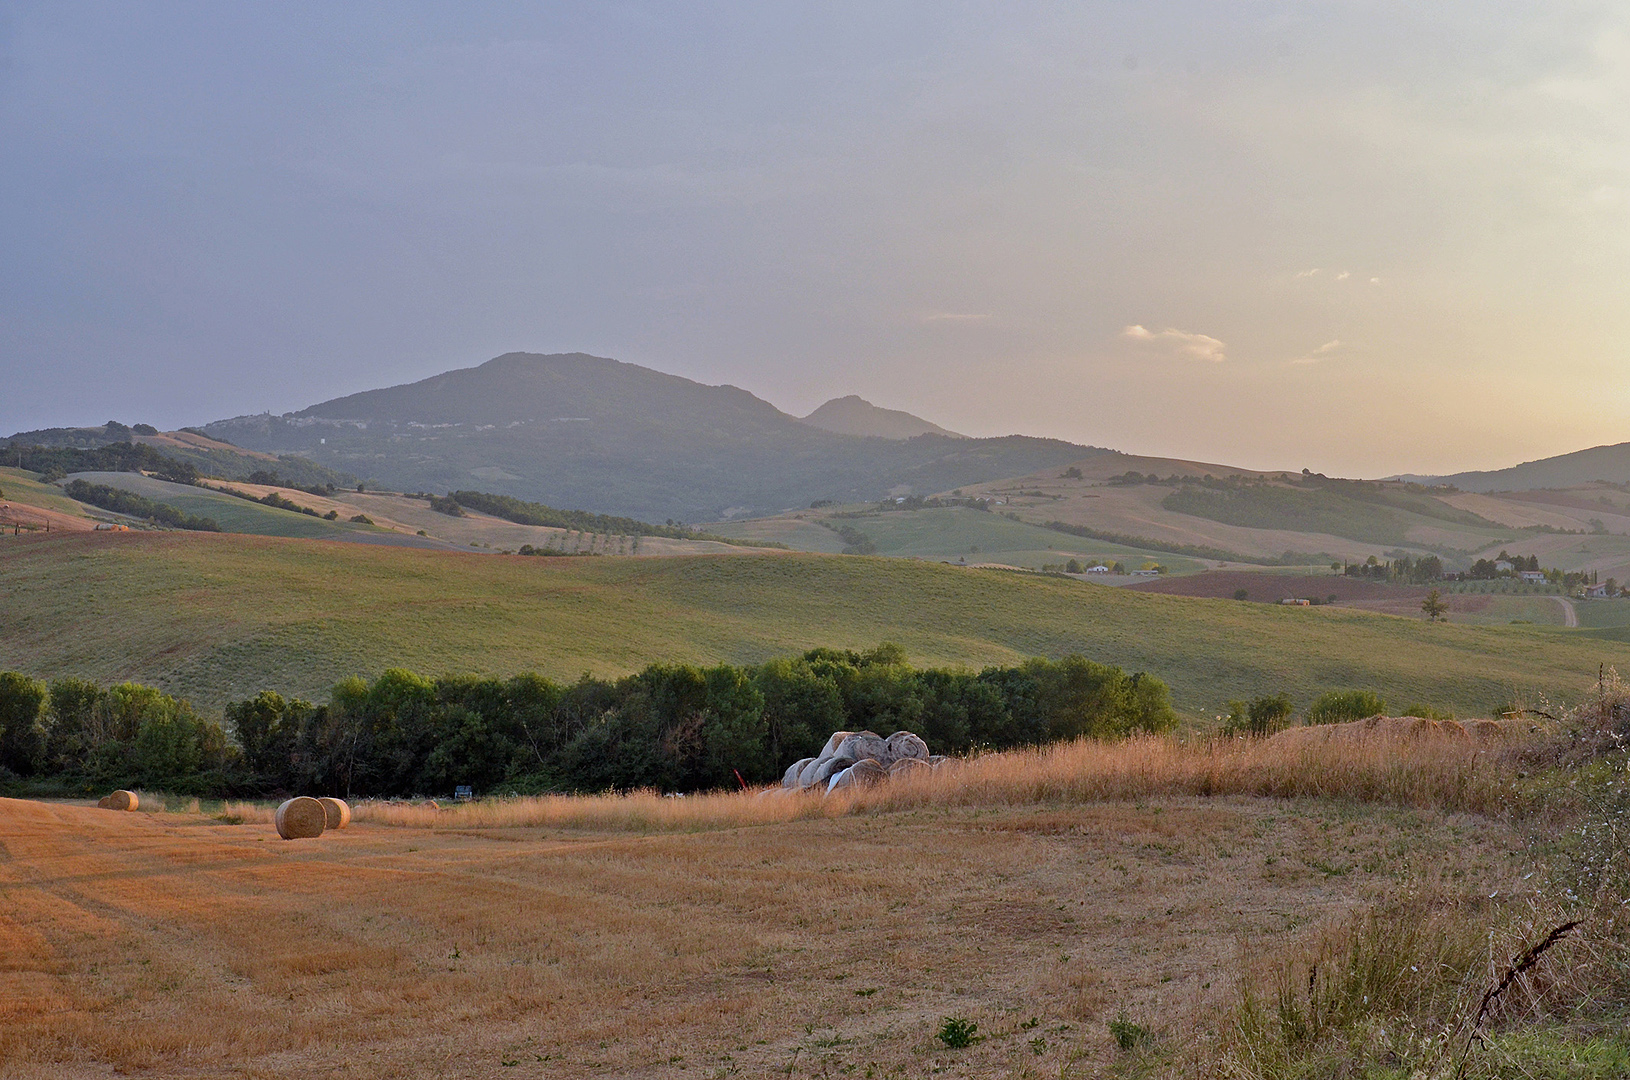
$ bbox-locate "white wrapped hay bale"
[885,731,929,762]
[783,758,815,788]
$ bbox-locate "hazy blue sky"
[3,2,1626,475]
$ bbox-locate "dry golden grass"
[215,728,1529,838]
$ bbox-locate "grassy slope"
[710,505,1207,570]
[67,472,381,540]
[0,466,92,518]
[4,532,1627,716]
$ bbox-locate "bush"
[350,514,374,525]
[936,1017,979,1049]
[1108,1013,1151,1052]
[1308,689,1386,725]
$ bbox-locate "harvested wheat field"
[0,752,1533,1080]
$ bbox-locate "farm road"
[1552,595,1579,627]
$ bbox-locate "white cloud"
[1290,339,1342,365]
[1122,324,1227,362]
[1295,268,1321,278]
[1336,271,1350,280]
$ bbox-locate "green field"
[4,531,1627,719]
[713,505,1208,572]
[66,471,380,540]
[0,466,92,518]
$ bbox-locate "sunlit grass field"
[5,531,1629,715]
[65,471,380,540]
[708,504,1210,571]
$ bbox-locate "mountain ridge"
[202,352,1104,522]
[1397,441,1630,493]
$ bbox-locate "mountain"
[202,353,1102,522]
[1398,442,1630,493]
[799,395,964,440]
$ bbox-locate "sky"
[2,1,1627,477]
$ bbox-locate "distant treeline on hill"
[446,490,786,548]
[0,647,1176,799]
[7,441,203,484]
[3,436,353,491]
[63,480,220,532]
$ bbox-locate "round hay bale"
[274,797,327,839]
[317,797,351,830]
[422,799,441,811]
[810,756,857,786]
[107,790,139,812]
[885,731,930,763]
[826,766,855,793]
[784,757,815,789]
[888,756,932,778]
[797,757,826,788]
[96,795,112,809]
[835,732,888,764]
[816,731,856,761]
[846,758,890,788]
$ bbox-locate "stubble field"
[0,788,1522,1080]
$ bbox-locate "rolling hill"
[799,395,965,439]
[1399,441,1630,493]
[201,353,1099,522]
[2,531,1624,717]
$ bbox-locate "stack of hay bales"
[275,797,328,839]
[780,730,946,794]
[97,790,140,811]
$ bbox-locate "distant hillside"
[800,395,964,439]
[203,352,1099,522]
[1400,442,1630,493]
[2,421,353,490]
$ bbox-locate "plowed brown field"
[0,796,1520,1078]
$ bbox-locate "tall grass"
[216,728,1527,833]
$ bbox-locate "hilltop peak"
[800,395,964,440]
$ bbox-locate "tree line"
[0,647,1177,799]
[63,479,221,531]
[443,490,785,548]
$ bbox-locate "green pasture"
[65,472,375,539]
[0,466,91,517]
[718,505,1209,572]
[4,532,1627,719]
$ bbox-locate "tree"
[0,672,49,776]
[1421,588,1448,622]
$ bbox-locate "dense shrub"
[1,647,1177,798]
[1308,689,1387,725]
